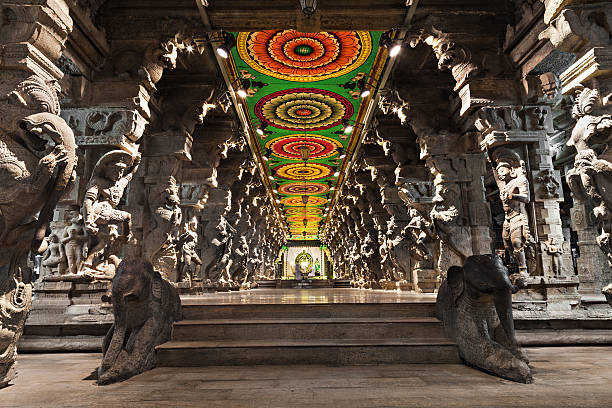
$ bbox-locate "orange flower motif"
[238,30,371,81]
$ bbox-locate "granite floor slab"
[2,347,612,407]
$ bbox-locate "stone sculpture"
[40,233,65,276]
[436,254,531,383]
[81,150,141,278]
[177,215,202,284]
[60,205,88,275]
[491,148,532,282]
[543,237,564,277]
[566,87,612,268]
[143,176,182,280]
[98,259,181,385]
[0,75,78,388]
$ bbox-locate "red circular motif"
[295,108,313,116]
[266,135,341,160]
[255,88,353,131]
[278,182,330,195]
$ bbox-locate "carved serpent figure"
[98,259,181,385]
[436,254,532,383]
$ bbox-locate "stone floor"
[181,288,437,305]
[3,347,612,407]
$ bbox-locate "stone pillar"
[0,0,74,387]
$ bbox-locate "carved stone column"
[0,0,74,388]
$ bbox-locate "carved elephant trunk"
[98,259,181,385]
[437,254,532,383]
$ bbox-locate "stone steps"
[156,338,461,366]
[181,302,437,320]
[171,317,446,341]
[157,300,458,366]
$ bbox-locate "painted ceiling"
[225,30,385,240]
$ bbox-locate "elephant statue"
[98,259,181,385]
[436,254,532,383]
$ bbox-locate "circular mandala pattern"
[281,196,328,206]
[237,31,372,81]
[285,207,324,216]
[267,135,342,161]
[255,89,353,131]
[274,162,333,181]
[278,181,330,195]
[287,215,322,224]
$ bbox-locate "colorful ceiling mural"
[224,30,386,240]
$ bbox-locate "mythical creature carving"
[491,148,532,282]
[566,87,612,267]
[81,150,140,278]
[0,75,77,388]
[543,237,564,277]
[535,169,561,199]
[436,254,532,383]
[98,259,181,385]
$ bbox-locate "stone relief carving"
[539,5,612,53]
[491,148,532,283]
[566,87,612,267]
[81,150,141,279]
[143,176,182,280]
[543,237,565,277]
[60,205,89,275]
[176,215,202,284]
[535,169,561,199]
[0,74,77,387]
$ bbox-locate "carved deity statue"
[492,148,532,280]
[566,88,612,268]
[543,237,564,277]
[143,176,182,280]
[60,205,88,274]
[177,216,202,284]
[40,233,65,276]
[81,150,141,278]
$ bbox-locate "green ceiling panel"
[226,30,385,240]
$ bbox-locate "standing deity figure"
[177,216,202,284]
[492,148,531,281]
[81,150,141,277]
[40,233,65,276]
[543,237,564,277]
[60,205,88,274]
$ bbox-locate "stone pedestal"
[19,277,113,352]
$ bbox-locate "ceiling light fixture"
[299,0,318,17]
[216,31,236,59]
[298,145,311,162]
[358,78,370,98]
[380,29,402,58]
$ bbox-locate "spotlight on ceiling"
[256,122,268,136]
[236,79,249,98]
[338,148,346,159]
[216,31,236,59]
[358,78,370,98]
[380,29,402,58]
[333,171,340,177]
[344,124,353,135]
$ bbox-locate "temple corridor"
[1,0,612,404]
